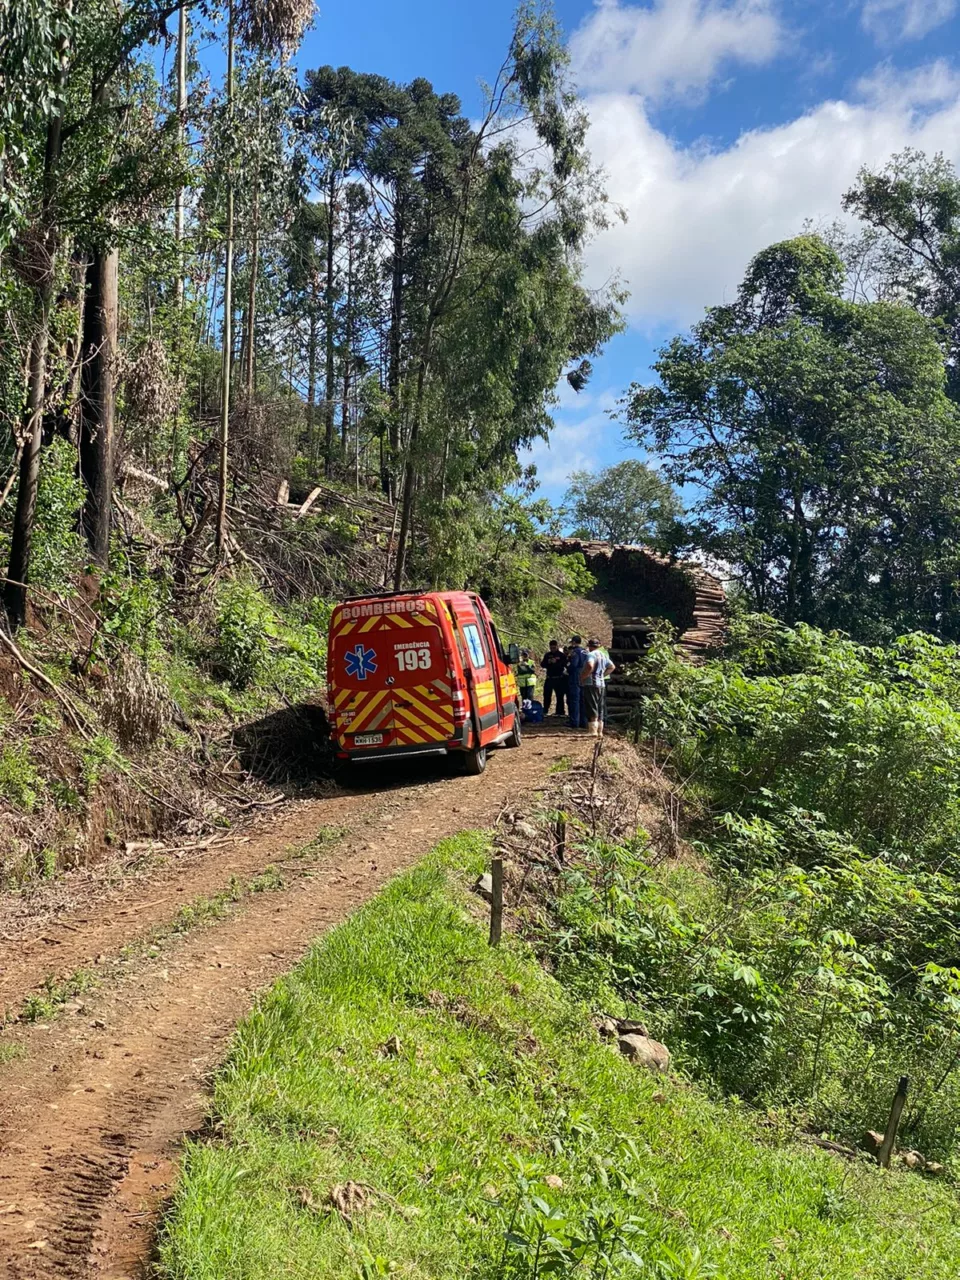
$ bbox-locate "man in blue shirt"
[580,637,615,737]
[566,635,588,729]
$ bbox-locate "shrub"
[30,438,87,589]
[211,578,276,689]
[100,558,171,657]
[550,617,960,1157]
[0,743,42,811]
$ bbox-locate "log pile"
[543,539,728,722]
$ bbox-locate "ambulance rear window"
[463,624,486,669]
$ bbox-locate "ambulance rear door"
[330,597,455,754]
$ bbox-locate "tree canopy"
[564,460,681,549]
[623,234,960,640]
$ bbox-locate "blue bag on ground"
[522,699,544,724]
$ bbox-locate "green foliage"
[211,578,277,689]
[624,234,960,640]
[0,742,42,811]
[843,149,960,400]
[19,967,97,1024]
[564,461,682,550]
[100,555,170,657]
[78,734,121,791]
[158,833,960,1280]
[208,577,330,699]
[598,616,960,1155]
[29,438,87,590]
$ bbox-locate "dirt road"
[0,727,586,1279]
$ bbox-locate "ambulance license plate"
[354,733,384,747]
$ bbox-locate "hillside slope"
[158,803,960,1279]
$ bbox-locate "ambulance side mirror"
[507,643,520,664]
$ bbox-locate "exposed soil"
[0,726,591,1279]
[556,596,615,648]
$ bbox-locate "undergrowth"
[158,833,960,1279]
[597,614,960,1160]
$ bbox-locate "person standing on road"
[566,635,588,729]
[540,639,567,716]
[580,636,615,738]
[516,649,537,703]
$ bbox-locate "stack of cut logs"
[674,569,728,662]
[542,538,728,723]
[605,616,656,722]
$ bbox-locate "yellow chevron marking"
[394,716,428,745]
[403,692,452,730]
[348,689,389,731]
[361,701,394,733]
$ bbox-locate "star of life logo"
[345,644,378,681]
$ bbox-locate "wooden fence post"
[489,857,503,947]
[878,1075,910,1169]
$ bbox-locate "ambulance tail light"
[451,688,467,725]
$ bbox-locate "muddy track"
[0,727,588,1279]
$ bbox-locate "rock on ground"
[618,1033,671,1072]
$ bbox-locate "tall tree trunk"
[78,245,118,566]
[215,0,235,557]
[392,348,430,590]
[386,203,404,500]
[323,170,337,475]
[174,3,188,309]
[243,92,262,401]
[5,295,53,627]
[340,215,353,452]
[244,216,259,399]
[306,285,318,464]
[4,12,68,627]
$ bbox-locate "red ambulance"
[327,589,522,773]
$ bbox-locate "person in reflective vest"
[515,650,537,703]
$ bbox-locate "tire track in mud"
[0,729,586,1279]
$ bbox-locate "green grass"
[0,1041,25,1065]
[18,967,98,1024]
[158,833,960,1280]
[167,869,285,935]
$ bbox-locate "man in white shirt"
[580,637,615,738]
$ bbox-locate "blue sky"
[196,0,960,507]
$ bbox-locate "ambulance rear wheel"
[506,715,522,748]
[463,744,488,775]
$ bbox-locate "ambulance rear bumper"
[341,742,452,763]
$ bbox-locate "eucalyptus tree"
[385,1,621,588]
[212,0,311,555]
[1,0,202,624]
[301,5,621,586]
[565,461,682,548]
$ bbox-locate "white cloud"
[580,64,960,328]
[526,396,622,490]
[861,0,956,43]
[570,0,782,102]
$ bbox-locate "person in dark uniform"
[540,639,567,716]
[567,634,588,729]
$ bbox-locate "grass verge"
[157,833,960,1280]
